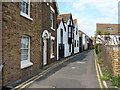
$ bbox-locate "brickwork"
[2,2,58,86]
[0,1,2,89]
[96,23,119,35]
[112,47,120,77]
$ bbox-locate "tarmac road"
[27,49,99,88]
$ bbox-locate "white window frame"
[107,27,112,30]
[50,6,55,31]
[20,0,33,21]
[50,36,55,59]
[21,35,33,69]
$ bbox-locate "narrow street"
[26,49,99,88]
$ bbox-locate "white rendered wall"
[96,35,120,45]
[74,22,79,54]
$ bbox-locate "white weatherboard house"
[73,19,79,54]
[57,14,74,60]
[57,17,66,60]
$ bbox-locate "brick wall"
[96,23,118,35]
[0,1,2,89]
[2,2,58,86]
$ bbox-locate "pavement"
[25,49,100,88]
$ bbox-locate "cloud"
[73,0,118,18]
[58,0,119,36]
[71,0,119,36]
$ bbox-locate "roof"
[73,19,77,25]
[57,15,63,24]
[79,30,83,37]
[90,37,95,41]
[96,23,119,35]
[58,13,71,23]
[57,15,66,31]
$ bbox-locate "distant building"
[79,30,83,52]
[96,23,120,45]
[73,19,79,54]
[57,13,75,59]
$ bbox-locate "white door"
[43,39,47,65]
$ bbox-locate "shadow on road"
[35,49,93,83]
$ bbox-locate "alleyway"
[26,49,99,88]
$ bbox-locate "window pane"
[21,54,28,61]
[21,37,29,48]
[21,36,30,61]
[26,3,29,15]
[21,2,24,12]
[23,2,26,13]
[21,49,28,55]
[21,0,29,15]
[50,11,53,27]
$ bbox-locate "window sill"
[50,54,55,59]
[20,12,33,21]
[51,27,55,31]
[21,60,33,69]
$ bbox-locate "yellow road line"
[12,63,58,90]
[20,54,80,89]
[12,53,81,89]
[94,51,108,89]
[20,64,59,89]
[97,60,108,88]
[94,54,103,89]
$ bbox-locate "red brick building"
[1,1,58,86]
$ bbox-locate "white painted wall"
[82,34,88,50]
[57,18,74,60]
[96,35,120,45]
[65,18,73,57]
[57,21,66,60]
[74,22,79,54]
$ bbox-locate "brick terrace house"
[96,23,120,45]
[1,1,58,86]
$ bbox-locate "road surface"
[27,49,99,88]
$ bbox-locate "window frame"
[107,27,112,30]
[21,35,33,69]
[50,36,55,59]
[75,40,76,47]
[20,0,33,21]
[69,44,71,52]
[77,40,79,47]
[61,29,63,43]
[68,25,72,38]
[50,10,54,29]
[50,6,55,31]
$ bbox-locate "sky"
[57,0,119,37]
